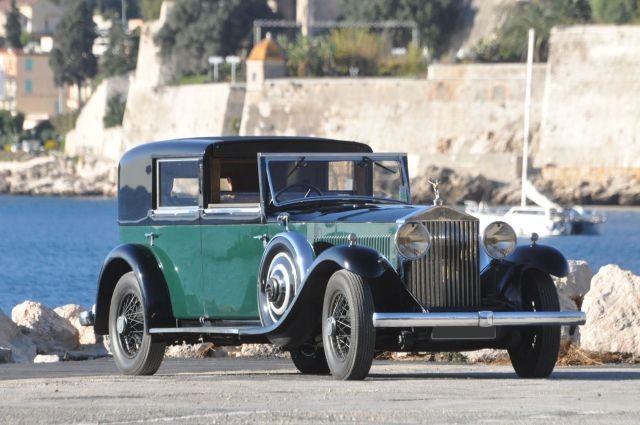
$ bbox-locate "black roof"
[120,136,372,163]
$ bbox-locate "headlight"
[395,222,431,260]
[483,221,517,259]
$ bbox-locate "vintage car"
[80,136,585,380]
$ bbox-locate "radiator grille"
[314,234,392,259]
[404,220,480,309]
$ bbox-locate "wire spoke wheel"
[109,272,166,375]
[322,270,375,380]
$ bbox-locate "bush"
[103,94,126,128]
[51,110,80,136]
[589,0,639,23]
[378,44,427,77]
[330,28,385,76]
[277,35,334,77]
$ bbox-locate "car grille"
[403,219,480,310]
[314,234,392,259]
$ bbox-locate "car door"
[148,157,204,319]
[200,156,266,320]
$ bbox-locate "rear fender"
[94,244,175,335]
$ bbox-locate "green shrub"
[330,28,385,76]
[103,94,126,128]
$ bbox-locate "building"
[0,49,62,126]
[0,0,67,37]
[246,35,286,91]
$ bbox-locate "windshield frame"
[259,152,411,208]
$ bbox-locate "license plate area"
[430,326,497,340]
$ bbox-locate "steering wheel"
[274,183,323,202]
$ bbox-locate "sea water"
[0,195,638,314]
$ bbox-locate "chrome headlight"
[483,221,517,259]
[395,222,431,260]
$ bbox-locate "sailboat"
[464,29,605,237]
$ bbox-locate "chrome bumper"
[79,311,95,327]
[372,311,586,328]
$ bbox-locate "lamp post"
[208,56,224,81]
[225,56,241,83]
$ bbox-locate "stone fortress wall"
[65,6,640,185]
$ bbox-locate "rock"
[64,344,109,361]
[54,304,101,345]
[558,292,580,346]
[34,354,60,364]
[554,260,592,302]
[103,334,112,355]
[12,301,79,354]
[226,344,289,358]
[461,349,508,363]
[165,342,226,359]
[0,309,36,363]
[580,265,640,355]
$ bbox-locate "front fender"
[245,244,393,348]
[94,244,175,335]
[506,244,569,278]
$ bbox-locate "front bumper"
[372,311,586,328]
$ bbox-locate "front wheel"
[109,272,166,375]
[508,270,561,378]
[322,270,375,380]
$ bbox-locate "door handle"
[145,232,159,246]
[252,234,269,247]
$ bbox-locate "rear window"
[157,159,200,208]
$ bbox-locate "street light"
[225,56,241,83]
[208,56,224,81]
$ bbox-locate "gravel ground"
[1,358,639,424]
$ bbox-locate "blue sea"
[1,195,639,315]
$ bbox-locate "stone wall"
[240,64,545,180]
[538,26,640,182]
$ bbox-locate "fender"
[505,244,569,278]
[94,244,175,335]
[246,244,394,348]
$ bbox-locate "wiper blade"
[359,156,398,174]
[286,156,306,178]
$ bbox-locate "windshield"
[264,154,410,206]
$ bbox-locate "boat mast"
[521,28,535,207]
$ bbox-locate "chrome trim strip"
[372,311,586,328]
[148,326,246,335]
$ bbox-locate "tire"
[109,272,166,375]
[322,270,375,380]
[290,345,330,375]
[508,271,561,378]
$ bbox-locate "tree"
[590,0,639,23]
[342,0,463,57]
[471,0,592,62]
[155,0,276,78]
[141,0,164,21]
[5,0,23,50]
[95,0,141,21]
[100,24,140,77]
[49,0,98,107]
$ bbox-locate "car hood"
[284,204,430,224]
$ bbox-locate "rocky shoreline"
[1,261,638,365]
[2,154,639,206]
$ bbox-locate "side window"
[208,158,259,206]
[156,159,200,208]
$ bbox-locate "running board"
[148,326,259,335]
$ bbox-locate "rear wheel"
[290,344,330,375]
[508,271,561,378]
[322,270,375,380]
[109,272,166,375]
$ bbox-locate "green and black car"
[81,136,585,380]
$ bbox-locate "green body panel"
[120,225,204,318]
[201,224,268,319]
[120,220,400,321]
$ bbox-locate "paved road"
[1,358,639,424]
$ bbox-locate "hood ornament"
[428,179,443,206]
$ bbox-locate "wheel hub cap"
[325,316,337,337]
[116,315,127,334]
